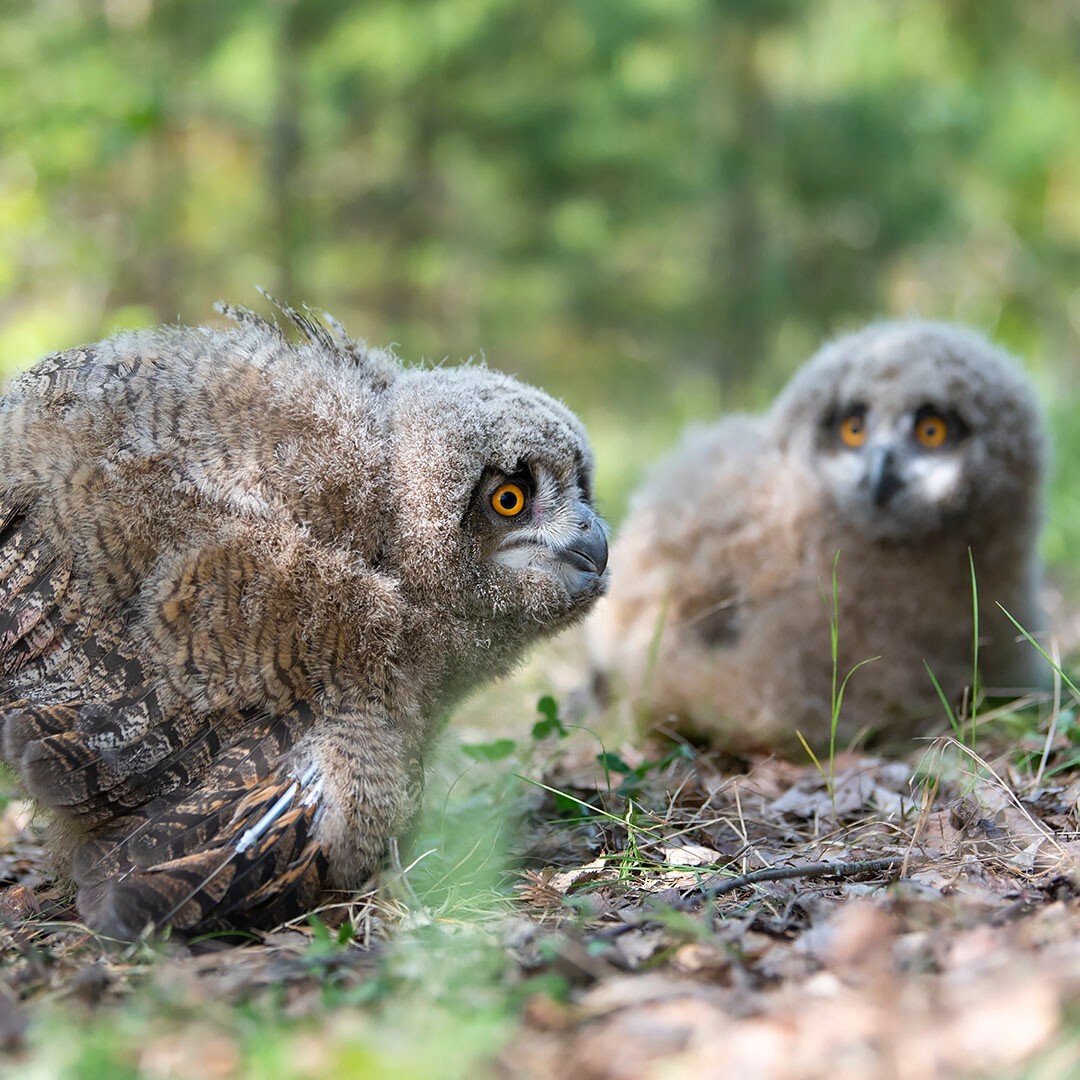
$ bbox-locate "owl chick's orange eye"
[915,414,949,449]
[491,482,527,517]
[838,413,867,448]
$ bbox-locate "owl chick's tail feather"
[74,745,330,940]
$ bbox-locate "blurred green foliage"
[1,0,1079,530]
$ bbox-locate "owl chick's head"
[382,364,608,653]
[770,321,1045,541]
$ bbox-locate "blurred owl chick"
[588,321,1046,753]
[0,302,608,939]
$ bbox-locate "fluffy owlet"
[588,320,1046,753]
[0,302,608,938]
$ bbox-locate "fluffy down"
[0,301,608,937]
[588,320,1046,753]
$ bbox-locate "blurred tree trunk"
[704,10,770,388]
[385,100,442,327]
[112,8,189,321]
[270,0,305,302]
[146,128,186,321]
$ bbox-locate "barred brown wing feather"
[5,697,209,819]
[0,508,72,688]
[74,751,329,939]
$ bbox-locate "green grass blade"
[997,603,1080,700]
[923,659,962,738]
[795,729,824,778]
[968,548,979,747]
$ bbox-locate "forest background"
[4,3,1080,1077]
[3,0,1080,574]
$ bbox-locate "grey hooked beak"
[557,505,609,577]
[867,445,905,507]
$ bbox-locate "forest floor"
[4,682,1080,1080]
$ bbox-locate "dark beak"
[867,446,904,508]
[558,506,609,576]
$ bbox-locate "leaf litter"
[5,719,1080,1077]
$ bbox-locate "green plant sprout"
[514,774,674,850]
[998,604,1080,701]
[532,695,567,740]
[920,552,989,747]
[596,743,695,799]
[968,548,980,747]
[461,695,566,765]
[800,551,879,816]
[923,659,963,741]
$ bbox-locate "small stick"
[690,855,908,904]
[595,855,909,941]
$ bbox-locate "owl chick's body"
[0,303,607,938]
[589,321,1045,753]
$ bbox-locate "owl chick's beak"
[867,445,905,508]
[556,506,609,578]
[493,501,608,600]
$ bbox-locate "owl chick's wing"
[592,416,797,656]
[71,710,331,939]
[0,490,339,938]
[589,415,826,747]
[0,320,382,938]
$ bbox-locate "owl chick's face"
[468,462,608,605]
[811,396,973,539]
[773,321,1045,542]
[385,366,608,641]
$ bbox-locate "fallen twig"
[595,855,910,941]
[689,855,908,904]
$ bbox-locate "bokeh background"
[3,0,1080,583]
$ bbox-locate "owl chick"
[0,301,608,938]
[588,320,1046,753]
